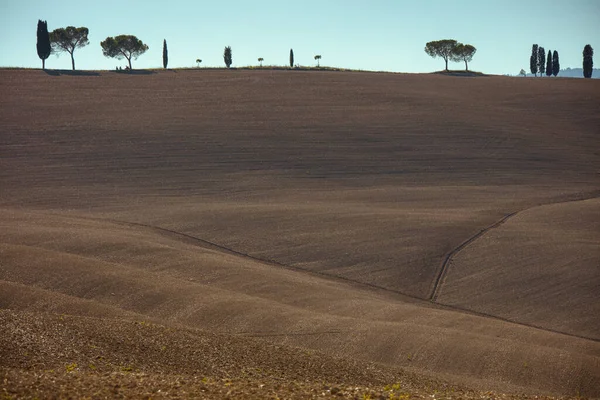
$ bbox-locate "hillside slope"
[1,69,599,397]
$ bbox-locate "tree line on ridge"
[35,21,595,78]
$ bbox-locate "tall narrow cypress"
[530,44,538,76]
[223,46,232,68]
[290,49,294,68]
[583,44,594,78]
[537,46,545,77]
[162,39,168,69]
[552,50,560,76]
[546,50,553,76]
[36,20,51,70]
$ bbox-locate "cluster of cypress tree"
[529,44,560,77]
[530,44,595,78]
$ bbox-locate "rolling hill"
[1,69,599,398]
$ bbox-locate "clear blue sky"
[1,0,598,74]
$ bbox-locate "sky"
[1,0,598,74]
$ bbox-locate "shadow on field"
[432,70,487,77]
[110,70,156,75]
[43,70,101,77]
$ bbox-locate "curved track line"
[429,212,518,302]
[429,190,600,302]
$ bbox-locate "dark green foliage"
[452,43,476,71]
[50,26,89,70]
[425,39,458,71]
[583,44,594,78]
[546,50,552,76]
[163,39,168,69]
[224,46,232,68]
[100,35,149,70]
[36,20,51,70]
[530,44,538,76]
[290,49,294,68]
[537,46,545,77]
[552,50,559,76]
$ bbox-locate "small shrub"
[65,363,78,373]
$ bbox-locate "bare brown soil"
[1,69,599,398]
[437,197,600,340]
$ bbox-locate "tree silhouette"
[537,46,545,77]
[552,51,559,77]
[258,57,264,67]
[290,49,294,68]
[36,20,51,70]
[50,26,89,70]
[163,39,168,69]
[196,59,202,68]
[100,35,149,70]
[224,46,232,68]
[583,44,594,78]
[545,50,552,76]
[519,69,527,77]
[530,44,539,76]
[425,39,458,71]
[314,55,321,67]
[452,43,476,71]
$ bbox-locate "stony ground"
[0,310,574,400]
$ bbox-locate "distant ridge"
[557,67,599,78]
[523,67,599,78]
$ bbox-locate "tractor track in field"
[428,189,600,303]
[429,211,518,302]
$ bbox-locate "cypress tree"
[530,44,538,76]
[552,50,559,76]
[36,20,51,70]
[290,48,294,68]
[537,46,545,77]
[223,46,232,68]
[546,50,552,76]
[583,44,594,78]
[163,39,168,69]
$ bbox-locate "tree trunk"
[71,54,75,70]
[128,57,132,71]
[444,58,448,71]
[464,60,468,71]
[42,59,45,70]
